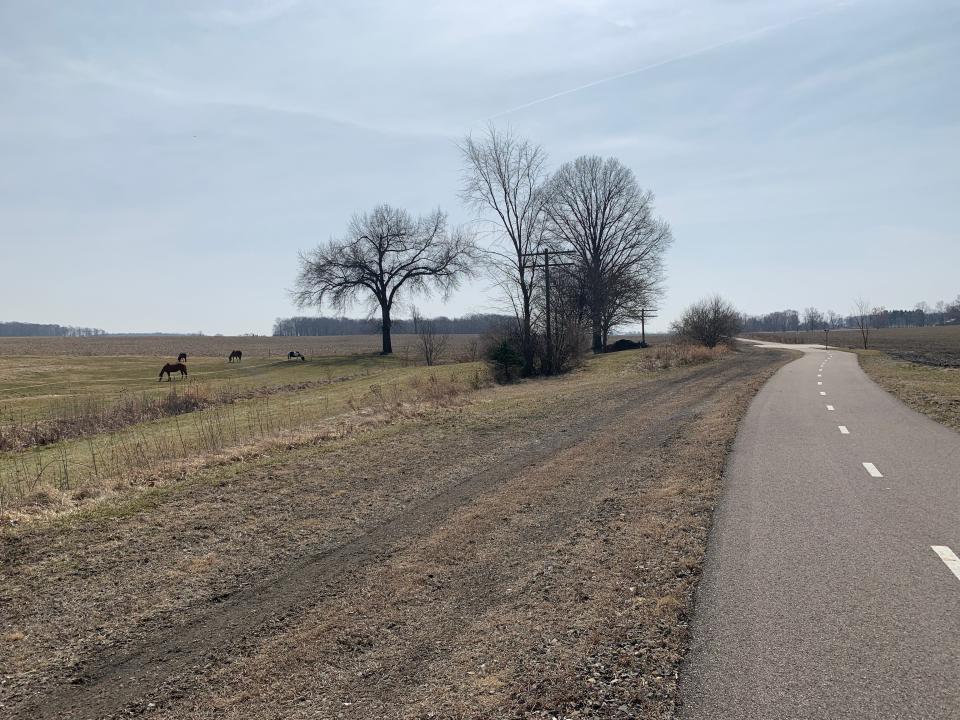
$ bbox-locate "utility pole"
[544,249,552,376]
[637,308,658,347]
[521,248,575,375]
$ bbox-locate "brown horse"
[228,350,242,363]
[159,362,188,381]
[177,352,187,363]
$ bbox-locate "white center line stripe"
[932,546,960,583]
[838,425,849,434]
[820,391,827,395]
[826,405,834,410]
[862,462,883,478]
[818,381,823,385]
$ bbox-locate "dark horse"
[228,350,242,363]
[177,352,187,363]
[159,363,188,381]
[287,351,305,361]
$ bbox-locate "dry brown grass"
[632,343,731,371]
[0,367,494,523]
[0,384,214,452]
[1,346,788,720]
[0,334,482,359]
[857,350,960,432]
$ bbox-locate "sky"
[1,0,958,334]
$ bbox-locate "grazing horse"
[288,351,305,361]
[228,350,242,363]
[177,352,187,363]
[159,362,188,381]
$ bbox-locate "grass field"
[0,339,788,719]
[0,337,714,519]
[0,348,488,518]
[744,326,960,431]
[0,333,482,359]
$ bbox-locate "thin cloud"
[489,2,853,119]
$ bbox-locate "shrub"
[671,295,741,347]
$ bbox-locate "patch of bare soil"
[0,347,787,719]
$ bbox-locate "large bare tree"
[460,124,548,376]
[294,204,474,355]
[545,155,673,353]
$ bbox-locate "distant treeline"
[742,297,960,333]
[0,321,106,337]
[272,314,513,337]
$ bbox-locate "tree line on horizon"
[0,321,106,338]
[293,124,671,376]
[741,296,960,334]
[271,313,513,337]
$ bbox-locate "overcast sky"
[1,0,958,334]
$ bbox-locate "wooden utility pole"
[522,248,575,375]
[544,249,552,376]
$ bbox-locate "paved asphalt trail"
[681,341,960,719]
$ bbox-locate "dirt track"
[1,347,785,719]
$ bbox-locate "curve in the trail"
[681,340,960,720]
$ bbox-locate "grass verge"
[855,349,960,432]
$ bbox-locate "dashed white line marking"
[818,381,823,385]
[838,425,849,434]
[819,391,827,396]
[862,462,883,478]
[818,374,822,377]
[826,405,834,411]
[932,546,960,583]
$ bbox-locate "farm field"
[0,333,483,359]
[743,326,960,432]
[0,341,789,719]
[742,325,960,365]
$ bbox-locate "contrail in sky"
[488,2,853,119]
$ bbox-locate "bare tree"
[946,295,960,322]
[870,305,887,330]
[294,204,474,355]
[853,298,871,349]
[460,124,548,376]
[671,295,741,348]
[410,307,449,367]
[802,307,825,331]
[545,156,673,353]
[935,300,946,325]
[533,262,589,373]
[599,271,664,348]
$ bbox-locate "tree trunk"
[380,304,393,355]
[591,313,603,354]
[521,298,534,377]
